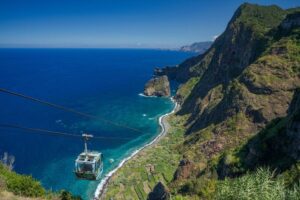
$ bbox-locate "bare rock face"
[147,182,170,200]
[144,75,170,97]
[173,159,194,180]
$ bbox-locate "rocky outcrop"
[147,182,170,200]
[144,75,170,97]
[173,159,195,180]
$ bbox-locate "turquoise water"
[0,49,194,199]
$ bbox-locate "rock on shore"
[143,75,170,97]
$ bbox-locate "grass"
[177,77,200,100]
[216,168,300,200]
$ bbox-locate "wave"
[138,93,157,98]
[94,98,178,199]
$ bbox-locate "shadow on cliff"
[175,23,269,134]
[175,10,300,135]
[217,89,300,182]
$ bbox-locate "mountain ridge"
[179,41,213,54]
[103,3,300,199]
[167,3,300,197]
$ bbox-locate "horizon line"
[0,47,182,50]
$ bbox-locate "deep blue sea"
[0,48,194,199]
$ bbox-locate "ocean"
[0,48,194,199]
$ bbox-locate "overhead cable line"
[0,123,131,140]
[0,88,145,134]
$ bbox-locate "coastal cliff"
[144,75,171,97]
[103,3,300,199]
[179,41,213,54]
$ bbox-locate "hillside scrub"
[216,168,300,200]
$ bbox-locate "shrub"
[179,180,194,194]
[5,173,46,197]
[0,163,45,197]
[215,168,300,200]
[60,190,82,200]
[194,178,216,199]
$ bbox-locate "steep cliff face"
[160,3,300,196]
[144,75,171,97]
[217,89,300,182]
[178,4,289,124]
[160,4,286,83]
[169,3,300,142]
[104,3,300,199]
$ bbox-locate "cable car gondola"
[74,134,103,180]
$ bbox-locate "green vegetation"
[177,77,200,100]
[104,114,186,199]
[235,3,286,36]
[173,168,300,200]
[173,4,300,198]
[104,3,300,199]
[175,170,217,200]
[216,168,300,200]
[215,90,300,182]
[0,163,46,197]
[0,163,81,200]
[189,48,215,77]
[60,191,81,200]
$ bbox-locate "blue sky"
[0,0,299,48]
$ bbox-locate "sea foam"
[138,93,157,98]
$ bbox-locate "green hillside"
[104,3,300,199]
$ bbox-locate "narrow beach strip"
[94,98,178,199]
